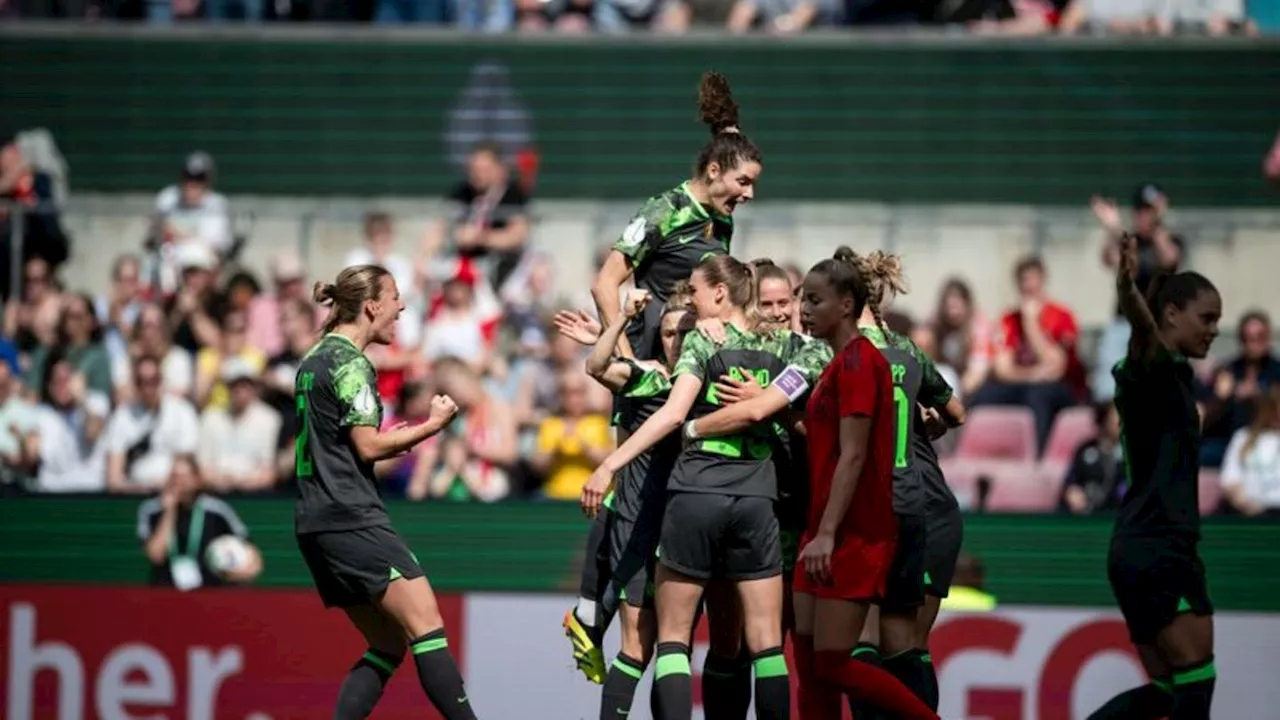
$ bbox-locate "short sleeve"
[612,196,669,267]
[1220,429,1247,488]
[673,331,715,381]
[334,358,382,428]
[837,340,880,418]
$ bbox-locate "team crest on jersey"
[353,384,377,416]
[622,217,647,247]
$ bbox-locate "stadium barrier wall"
[1,30,1278,206]
[3,497,1280,610]
[2,586,1278,719]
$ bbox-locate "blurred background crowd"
[4,133,1280,521]
[0,0,1272,35]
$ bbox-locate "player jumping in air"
[1087,235,1221,720]
[293,265,477,720]
[565,69,761,685]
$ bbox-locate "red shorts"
[792,533,896,601]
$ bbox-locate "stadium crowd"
[0,0,1263,36]
[2,139,1279,517]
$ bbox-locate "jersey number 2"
[295,372,315,478]
[892,386,909,469]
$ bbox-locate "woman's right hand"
[696,317,727,344]
[428,394,460,427]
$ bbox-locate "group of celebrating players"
[287,71,1226,720]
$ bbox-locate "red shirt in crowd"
[998,301,1088,398]
[804,335,897,544]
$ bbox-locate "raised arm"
[585,290,652,392]
[349,396,459,464]
[1116,233,1162,360]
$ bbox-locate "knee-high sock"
[1170,657,1216,720]
[883,648,932,706]
[751,647,790,720]
[793,635,842,720]
[601,653,647,720]
[334,649,401,720]
[814,650,938,720]
[409,630,477,720]
[702,650,751,720]
[651,642,693,720]
[847,643,883,720]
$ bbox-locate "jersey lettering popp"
[805,335,897,544]
[860,324,954,517]
[1112,347,1202,543]
[668,324,830,499]
[293,333,390,534]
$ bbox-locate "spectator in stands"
[500,250,557,340]
[438,142,531,288]
[222,271,261,319]
[3,257,62,356]
[113,303,195,402]
[1221,386,1280,516]
[97,255,145,368]
[197,358,282,494]
[512,0,593,30]
[26,349,110,493]
[1266,129,1280,184]
[1201,310,1280,467]
[138,454,262,592]
[26,294,113,400]
[1091,183,1184,400]
[432,356,516,501]
[195,310,267,410]
[423,264,492,374]
[346,212,418,306]
[246,250,310,358]
[531,370,612,501]
[147,152,231,298]
[165,242,222,353]
[0,139,70,302]
[913,277,993,399]
[205,0,265,20]
[726,0,838,32]
[374,0,450,22]
[105,356,200,494]
[0,359,38,486]
[972,255,1083,452]
[1058,401,1126,514]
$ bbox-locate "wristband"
[683,420,700,441]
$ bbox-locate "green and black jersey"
[772,332,820,529]
[1111,347,1202,544]
[861,325,955,517]
[612,182,733,431]
[669,324,831,499]
[612,359,680,523]
[293,333,389,535]
[913,413,958,515]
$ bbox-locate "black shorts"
[297,525,424,608]
[1108,536,1214,645]
[880,512,927,612]
[924,504,964,598]
[608,510,661,609]
[659,492,781,581]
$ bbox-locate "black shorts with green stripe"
[1107,534,1214,645]
[297,525,424,608]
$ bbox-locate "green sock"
[651,642,692,720]
[1170,657,1215,720]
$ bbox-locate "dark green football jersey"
[293,333,389,534]
[860,324,955,517]
[669,324,831,499]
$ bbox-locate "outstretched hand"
[1116,233,1139,287]
[554,309,602,346]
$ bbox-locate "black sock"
[601,653,646,719]
[334,649,401,720]
[1086,679,1173,720]
[575,510,612,645]
[847,642,882,720]
[409,630,477,720]
[651,642,692,720]
[702,651,751,720]
[884,648,931,706]
[1171,657,1216,720]
[921,651,939,711]
[751,647,790,720]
